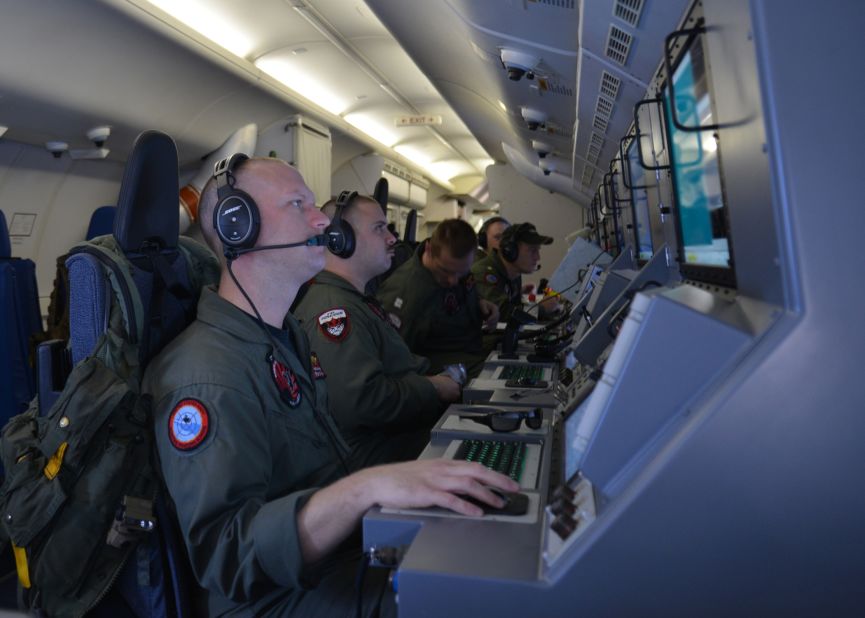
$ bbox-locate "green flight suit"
[471,249,523,322]
[376,240,487,377]
[144,287,393,617]
[294,270,443,469]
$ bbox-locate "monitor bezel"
[661,27,738,289]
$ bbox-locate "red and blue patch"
[310,352,326,380]
[272,356,302,407]
[168,399,209,451]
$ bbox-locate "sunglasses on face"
[459,408,543,433]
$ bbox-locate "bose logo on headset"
[211,153,327,259]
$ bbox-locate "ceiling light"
[428,160,472,183]
[394,145,432,167]
[144,0,254,58]
[498,100,507,112]
[0,126,7,139]
[255,56,350,115]
[344,113,398,147]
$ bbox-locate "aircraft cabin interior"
[0,0,863,615]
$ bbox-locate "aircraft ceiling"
[0,0,690,204]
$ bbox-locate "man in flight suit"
[472,222,553,322]
[376,219,500,379]
[475,215,510,260]
[294,193,461,470]
[144,157,518,617]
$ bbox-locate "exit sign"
[395,115,443,126]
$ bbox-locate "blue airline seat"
[0,210,43,426]
[86,205,116,240]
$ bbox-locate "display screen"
[564,397,592,482]
[626,140,654,261]
[664,33,736,285]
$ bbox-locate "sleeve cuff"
[252,487,319,590]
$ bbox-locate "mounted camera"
[45,141,68,159]
[86,125,111,148]
[521,107,547,131]
[532,140,553,158]
[500,48,539,82]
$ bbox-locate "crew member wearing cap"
[377,218,500,378]
[472,222,554,322]
[294,193,462,470]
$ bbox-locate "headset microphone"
[223,234,328,260]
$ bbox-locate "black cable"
[226,259,351,476]
[355,550,372,618]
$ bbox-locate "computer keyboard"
[499,364,545,383]
[454,439,527,482]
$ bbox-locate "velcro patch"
[394,297,404,309]
[388,312,402,329]
[311,352,326,380]
[271,356,302,407]
[168,399,209,451]
[443,291,459,314]
[318,308,350,341]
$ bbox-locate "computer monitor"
[663,28,737,288]
[563,396,593,483]
[626,139,654,261]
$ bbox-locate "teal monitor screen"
[626,139,654,261]
[663,32,736,287]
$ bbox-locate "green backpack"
[0,234,219,617]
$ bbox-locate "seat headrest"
[114,131,179,253]
[0,210,10,259]
[86,206,116,240]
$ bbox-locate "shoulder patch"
[168,399,210,451]
[310,352,326,380]
[394,297,404,309]
[484,273,498,285]
[318,307,350,341]
[271,355,302,407]
[388,312,402,329]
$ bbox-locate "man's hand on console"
[360,459,520,517]
[479,298,500,331]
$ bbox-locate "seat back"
[62,131,215,618]
[0,210,43,426]
[86,205,117,240]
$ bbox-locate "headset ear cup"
[478,222,488,250]
[214,189,260,249]
[502,238,517,262]
[325,219,355,258]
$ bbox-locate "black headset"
[478,216,510,250]
[213,153,259,251]
[325,190,358,259]
[500,222,528,263]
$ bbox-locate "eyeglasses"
[459,408,543,433]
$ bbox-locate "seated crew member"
[376,219,499,378]
[144,156,518,617]
[472,222,553,322]
[475,215,510,260]
[294,192,461,469]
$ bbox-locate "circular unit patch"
[168,399,210,451]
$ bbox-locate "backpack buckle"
[106,496,156,548]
